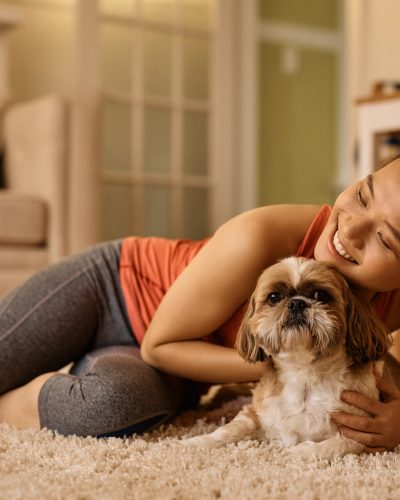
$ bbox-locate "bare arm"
[141,204,320,383]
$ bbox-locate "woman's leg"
[0,240,201,436]
[0,372,55,429]
[0,240,133,395]
[38,345,201,437]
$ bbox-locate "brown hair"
[345,286,391,365]
[375,152,400,171]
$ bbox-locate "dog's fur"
[182,257,392,460]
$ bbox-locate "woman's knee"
[38,350,184,437]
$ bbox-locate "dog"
[182,257,392,460]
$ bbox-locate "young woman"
[1,156,400,452]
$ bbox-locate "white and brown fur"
[182,257,392,460]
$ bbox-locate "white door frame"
[213,0,258,226]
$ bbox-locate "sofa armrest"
[0,190,47,245]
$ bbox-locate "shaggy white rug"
[1,384,400,500]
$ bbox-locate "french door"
[99,0,217,240]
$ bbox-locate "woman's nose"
[342,216,371,249]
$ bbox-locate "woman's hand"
[331,371,400,453]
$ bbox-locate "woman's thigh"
[0,241,135,395]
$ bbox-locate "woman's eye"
[313,290,331,303]
[357,188,367,207]
[378,232,392,251]
[267,292,282,305]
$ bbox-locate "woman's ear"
[345,287,391,365]
[235,294,266,363]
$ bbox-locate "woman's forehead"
[373,160,400,195]
[373,161,400,220]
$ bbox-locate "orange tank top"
[119,204,397,346]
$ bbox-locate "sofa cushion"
[0,190,47,244]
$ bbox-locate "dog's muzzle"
[285,298,309,327]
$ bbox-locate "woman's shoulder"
[232,203,322,226]
[217,204,322,242]
[213,204,323,265]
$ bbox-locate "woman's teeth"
[333,231,357,263]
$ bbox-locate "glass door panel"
[183,37,209,100]
[100,22,133,93]
[182,110,208,175]
[101,101,132,172]
[101,184,134,240]
[183,187,209,239]
[143,186,171,236]
[143,30,172,97]
[143,107,171,173]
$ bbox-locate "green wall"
[257,0,339,206]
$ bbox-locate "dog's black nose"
[288,298,308,313]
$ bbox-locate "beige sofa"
[0,95,69,296]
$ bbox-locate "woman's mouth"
[332,230,357,263]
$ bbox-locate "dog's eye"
[267,292,282,305]
[313,290,331,303]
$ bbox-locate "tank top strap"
[295,204,332,258]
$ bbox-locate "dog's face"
[236,257,390,364]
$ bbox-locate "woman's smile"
[325,225,358,266]
[332,230,357,263]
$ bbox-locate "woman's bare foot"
[0,373,56,430]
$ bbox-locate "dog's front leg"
[287,433,364,461]
[181,404,260,448]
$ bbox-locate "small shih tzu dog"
[183,257,391,460]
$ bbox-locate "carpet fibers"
[1,385,400,500]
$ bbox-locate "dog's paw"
[179,435,207,447]
[286,436,360,461]
[179,435,224,448]
[286,441,318,459]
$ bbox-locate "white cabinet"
[357,92,400,179]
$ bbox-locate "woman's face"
[314,159,400,296]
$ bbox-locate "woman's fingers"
[340,391,384,416]
[337,424,383,448]
[331,412,379,433]
[374,372,400,401]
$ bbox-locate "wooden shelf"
[356,92,400,105]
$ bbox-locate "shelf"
[356,95,400,178]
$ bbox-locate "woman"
[1,155,400,451]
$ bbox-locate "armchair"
[0,95,69,296]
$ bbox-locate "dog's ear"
[235,294,266,363]
[345,286,391,365]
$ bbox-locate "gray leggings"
[0,241,201,437]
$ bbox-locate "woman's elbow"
[140,338,161,367]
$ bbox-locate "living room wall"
[5,0,75,104]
